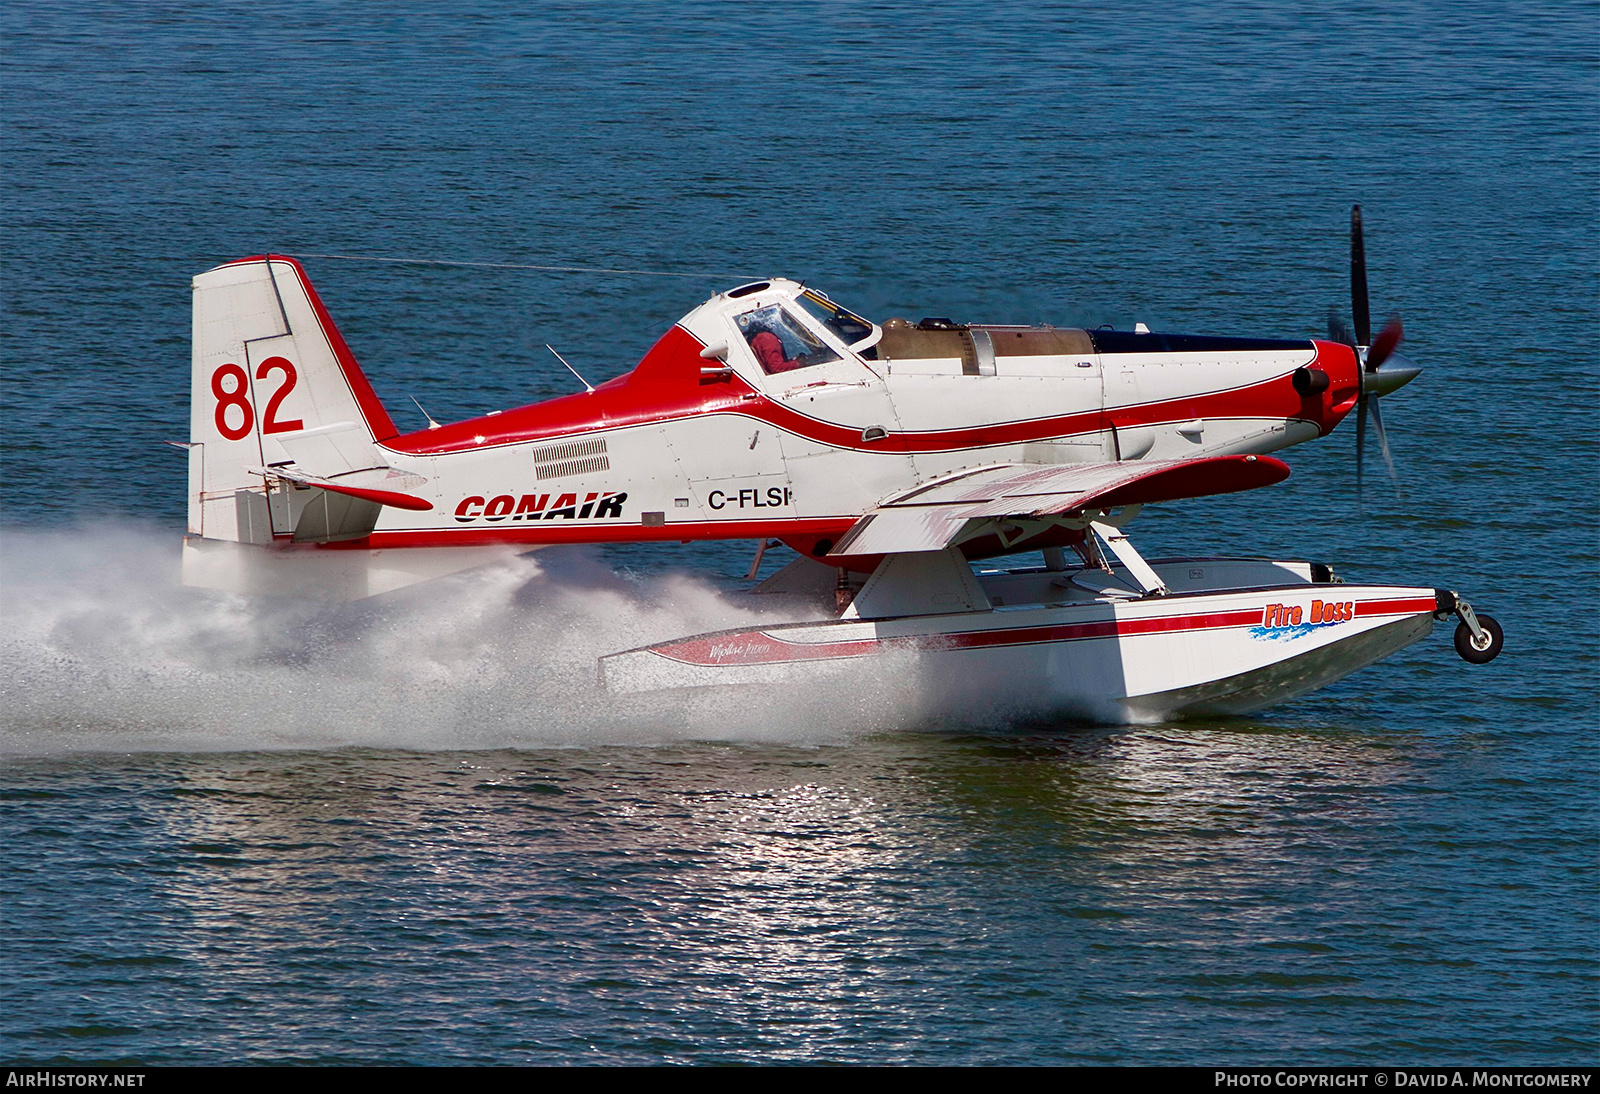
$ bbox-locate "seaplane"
[177,207,1503,721]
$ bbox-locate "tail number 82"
[211,358,305,441]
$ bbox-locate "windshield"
[735,304,841,375]
[796,290,876,348]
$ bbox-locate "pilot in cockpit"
[747,327,801,374]
[736,304,839,375]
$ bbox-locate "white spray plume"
[0,524,970,756]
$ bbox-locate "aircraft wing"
[825,455,1289,559]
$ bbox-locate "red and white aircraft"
[179,209,1501,717]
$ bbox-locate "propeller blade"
[1368,394,1401,490]
[1366,315,1404,372]
[1355,394,1367,497]
[1327,307,1354,347]
[1351,205,1371,347]
[1339,207,1407,502]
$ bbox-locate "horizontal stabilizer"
[263,464,434,512]
[828,455,1289,559]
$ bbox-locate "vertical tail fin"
[187,255,398,543]
[183,256,521,599]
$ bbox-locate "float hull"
[599,560,1438,721]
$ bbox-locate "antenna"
[546,345,595,393]
[410,396,442,430]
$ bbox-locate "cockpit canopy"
[793,290,875,350]
[714,280,881,377]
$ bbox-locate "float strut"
[835,569,855,614]
[747,538,781,581]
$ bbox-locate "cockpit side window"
[795,290,876,349]
[735,304,841,375]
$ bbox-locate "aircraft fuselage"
[189,264,1362,563]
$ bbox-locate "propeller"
[1329,205,1421,496]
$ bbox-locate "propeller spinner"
[1330,205,1422,494]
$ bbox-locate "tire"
[1454,614,1504,664]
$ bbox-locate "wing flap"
[827,506,971,557]
[826,455,1288,559]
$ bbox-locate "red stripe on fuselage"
[330,516,858,550]
[382,328,1361,458]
